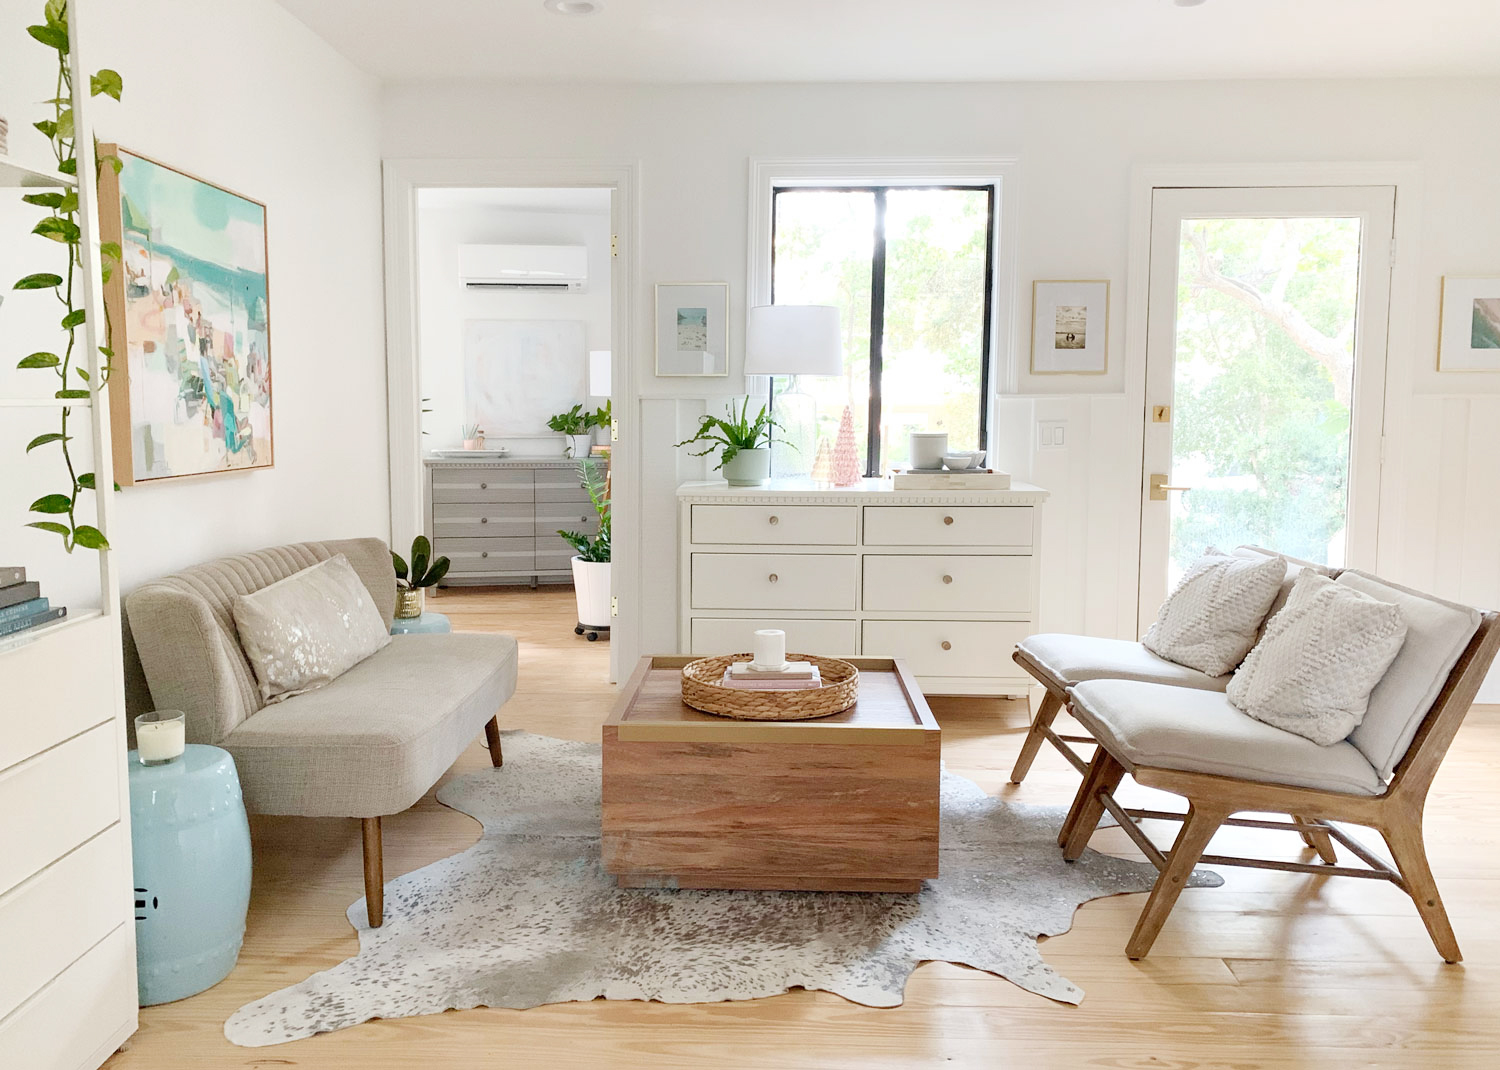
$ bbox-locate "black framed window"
[770,185,995,477]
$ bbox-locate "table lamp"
[745,304,842,479]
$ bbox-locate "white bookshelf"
[0,2,139,1067]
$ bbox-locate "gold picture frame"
[1030,279,1110,375]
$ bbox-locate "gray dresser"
[425,457,605,587]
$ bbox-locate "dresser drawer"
[537,536,584,571]
[863,620,1033,678]
[444,540,535,573]
[535,505,599,536]
[692,554,858,611]
[430,468,533,504]
[0,723,119,896]
[536,470,601,502]
[690,617,858,656]
[691,505,857,546]
[863,506,1033,548]
[433,506,534,539]
[863,555,1031,614]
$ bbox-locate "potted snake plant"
[391,535,450,619]
[557,459,610,639]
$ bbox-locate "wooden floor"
[107,587,1500,1069]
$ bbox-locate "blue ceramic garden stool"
[390,611,451,635]
[127,744,252,1005]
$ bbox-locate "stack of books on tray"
[0,566,66,638]
[721,659,823,691]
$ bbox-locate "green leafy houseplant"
[586,399,611,433]
[392,535,450,590]
[546,404,589,436]
[675,397,784,472]
[557,459,610,563]
[13,0,123,553]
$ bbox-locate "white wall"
[415,189,611,453]
[0,0,386,610]
[382,78,1500,696]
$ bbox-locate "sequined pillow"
[232,554,391,706]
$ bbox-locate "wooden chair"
[1058,573,1498,962]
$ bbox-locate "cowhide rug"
[226,731,1219,1046]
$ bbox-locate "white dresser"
[677,479,1048,696]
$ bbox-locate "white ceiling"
[275,0,1500,83]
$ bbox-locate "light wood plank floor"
[107,587,1500,1069]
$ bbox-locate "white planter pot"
[722,447,771,487]
[565,434,592,459]
[571,556,611,629]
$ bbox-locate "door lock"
[1149,474,1192,501]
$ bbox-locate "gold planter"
[394,587,425,619]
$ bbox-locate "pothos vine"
[12,0,121,552]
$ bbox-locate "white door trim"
[1124,162,1424,637]
[381,157,642,681]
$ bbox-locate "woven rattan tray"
[680,653,860,721]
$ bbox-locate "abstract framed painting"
[1437,276,1500,372]
[655,282,728,376]
[99,146,272,484]
[1030,280,1109,375]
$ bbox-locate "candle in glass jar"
[135,711,186,765]
[752,629,787,670]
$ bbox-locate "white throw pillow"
[1142,547,1286,677]
[232,554,391,705]
[1227,571,1408,746]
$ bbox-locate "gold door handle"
[1149,474,1192,501]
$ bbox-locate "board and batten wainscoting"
[425,458,607,588]
[677,480,1048,696]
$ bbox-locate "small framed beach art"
[656,282,728,376]
[1030,280,1109,375]
[1437,276,1500,372]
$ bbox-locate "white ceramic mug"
[909,432,949,471]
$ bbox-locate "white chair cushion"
[1227,572,1407,746]
[1017,633,1230,692]
[1069,679,1384,796]
[1142,548,1286,676]
[1337,571,1483,779]
[1232,544,1334,631]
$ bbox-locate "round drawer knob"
[768,573,779,583]
[769,515,780,525]
[942,574,953,584]
[941,640,952,651]
[481,551,489,559]
[480,482,488,490]
[480,517,488,524]
[943,515,954,526]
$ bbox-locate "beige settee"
[126,537,518,926]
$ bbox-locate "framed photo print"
[1438,276,1500,372]
[1031,280,1109,375]
[656,282,728,376]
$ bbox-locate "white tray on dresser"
[677,478,1049,697]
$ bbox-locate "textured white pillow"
[1142,547,1286,676]
[1227,571,1408,746]
[233,554,391,705]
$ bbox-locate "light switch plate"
[1038,420,1067,449]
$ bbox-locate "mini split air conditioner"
[460,244,588,292]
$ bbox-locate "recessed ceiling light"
[544,0,602,15]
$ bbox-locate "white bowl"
[942,454,976,470]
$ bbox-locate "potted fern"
[547,404,593,459]
[675,398,783,487]
[558,459,610,639]
[391,535,450,619]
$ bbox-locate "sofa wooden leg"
[1062,752,1125,861]
[362,816,384,928]
[1382,817,1462,963]
[1126,802,1227,960]
[1293,812,1339,865]
[1010,689,1062,784]
[484,715,504,768]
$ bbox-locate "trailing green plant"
[391,534,450,590]
[13,0,123,553]
[586,398,611,432]
[557,458,610,563]
[675,397,784,471]
[546,403,589,436]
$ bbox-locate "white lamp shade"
[588,350,612,396]
[744,304,842,376]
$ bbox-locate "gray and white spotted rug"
[226,730,1219,1046]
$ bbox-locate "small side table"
[391,611,452,635]
[128,744,252,1005]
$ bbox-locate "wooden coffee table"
[602,656,940,892]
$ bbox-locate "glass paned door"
[1139,186,1395,627]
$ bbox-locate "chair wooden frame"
[1009,646,1100,783]
[1060,611,1500,961]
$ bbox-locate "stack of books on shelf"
[722,659,823,691]
[0,567,66,639]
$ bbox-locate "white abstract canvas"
[464,320,588,435]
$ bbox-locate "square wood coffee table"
[602,656,940,893]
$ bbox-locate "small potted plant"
[391,535,450,619]
[461,422,484,450]
[676,397,784,487]
[558,459,610,640]
[588,398,612,448]
[547,404,592,458]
